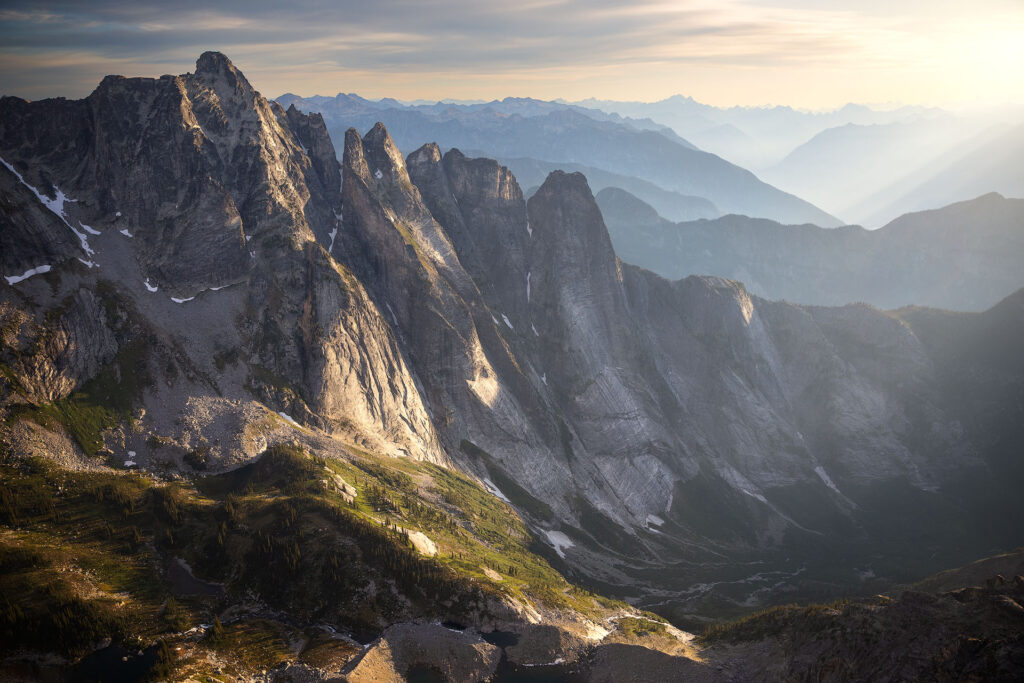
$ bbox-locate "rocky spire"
[194,51,250,87]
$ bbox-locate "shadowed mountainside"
[597,186,1024,311]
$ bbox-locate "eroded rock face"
[293,245,444,461]
[334,124,559,478]
[0,52,445,465]
[0,162,82,277]
[282,102,343,245]
[0,289,117,403]
[407,150,1021,600]
[0,51,341,296]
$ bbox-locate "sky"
[0,0,1022,109]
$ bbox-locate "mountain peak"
[531,170,615,260]
[595,186,664,227]
[193,51,255,97]
[537,169,591,195]
[407,142,443,167]
[363,120,391,144]
[195,51,235,75]
[361,121,407,180]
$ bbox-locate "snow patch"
[482,478,511,503]
[526,271,531,302]
[69,224,95,255]
[115,211,122,217]
[374,169,383,180]
[385,302,399,326]
[524,657,566,668]
[543,530,574,559]
[5,265,51,285]
[491,314,500,326]
[532,323,539,336]
[79,223,100,235]
[646,514,665,527]
[541,373,547,386]
[741,488,768,504]
[245,235,252,242]
[814,466,843,495]
[0,156,97,255]
[501,313,514,330]
[77,258,97,268]
[526,218,532,237]
[327,227,338,253]
[277,412,299,427]
[143,279,158,292]
[124,460,136,467]
[170,296,194,303]
[721,466,769,504]
[119,229,133,237]
[434,621,466,634]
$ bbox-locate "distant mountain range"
[282,92,1022,230]
[279,92,689,139]
[577,95,1022,227]
[572,95,949,169]
[278,93,841,227]
[596,187,1024,311]
[759,117,978,222]
[847,123,1024,227]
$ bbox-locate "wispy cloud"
[0,0,1021,108]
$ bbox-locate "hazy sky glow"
[0,0,1021,108]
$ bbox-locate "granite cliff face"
[2,53,1023,628]
[0,52,441,465]
[392,140,1022,616]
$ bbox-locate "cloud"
[0,0,1021,108]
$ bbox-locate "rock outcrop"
[345,623,501,682]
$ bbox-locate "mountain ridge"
[596,186,1024,311]
[572,94,952,170]
[279,91,842,227]
[760,117,979,221]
